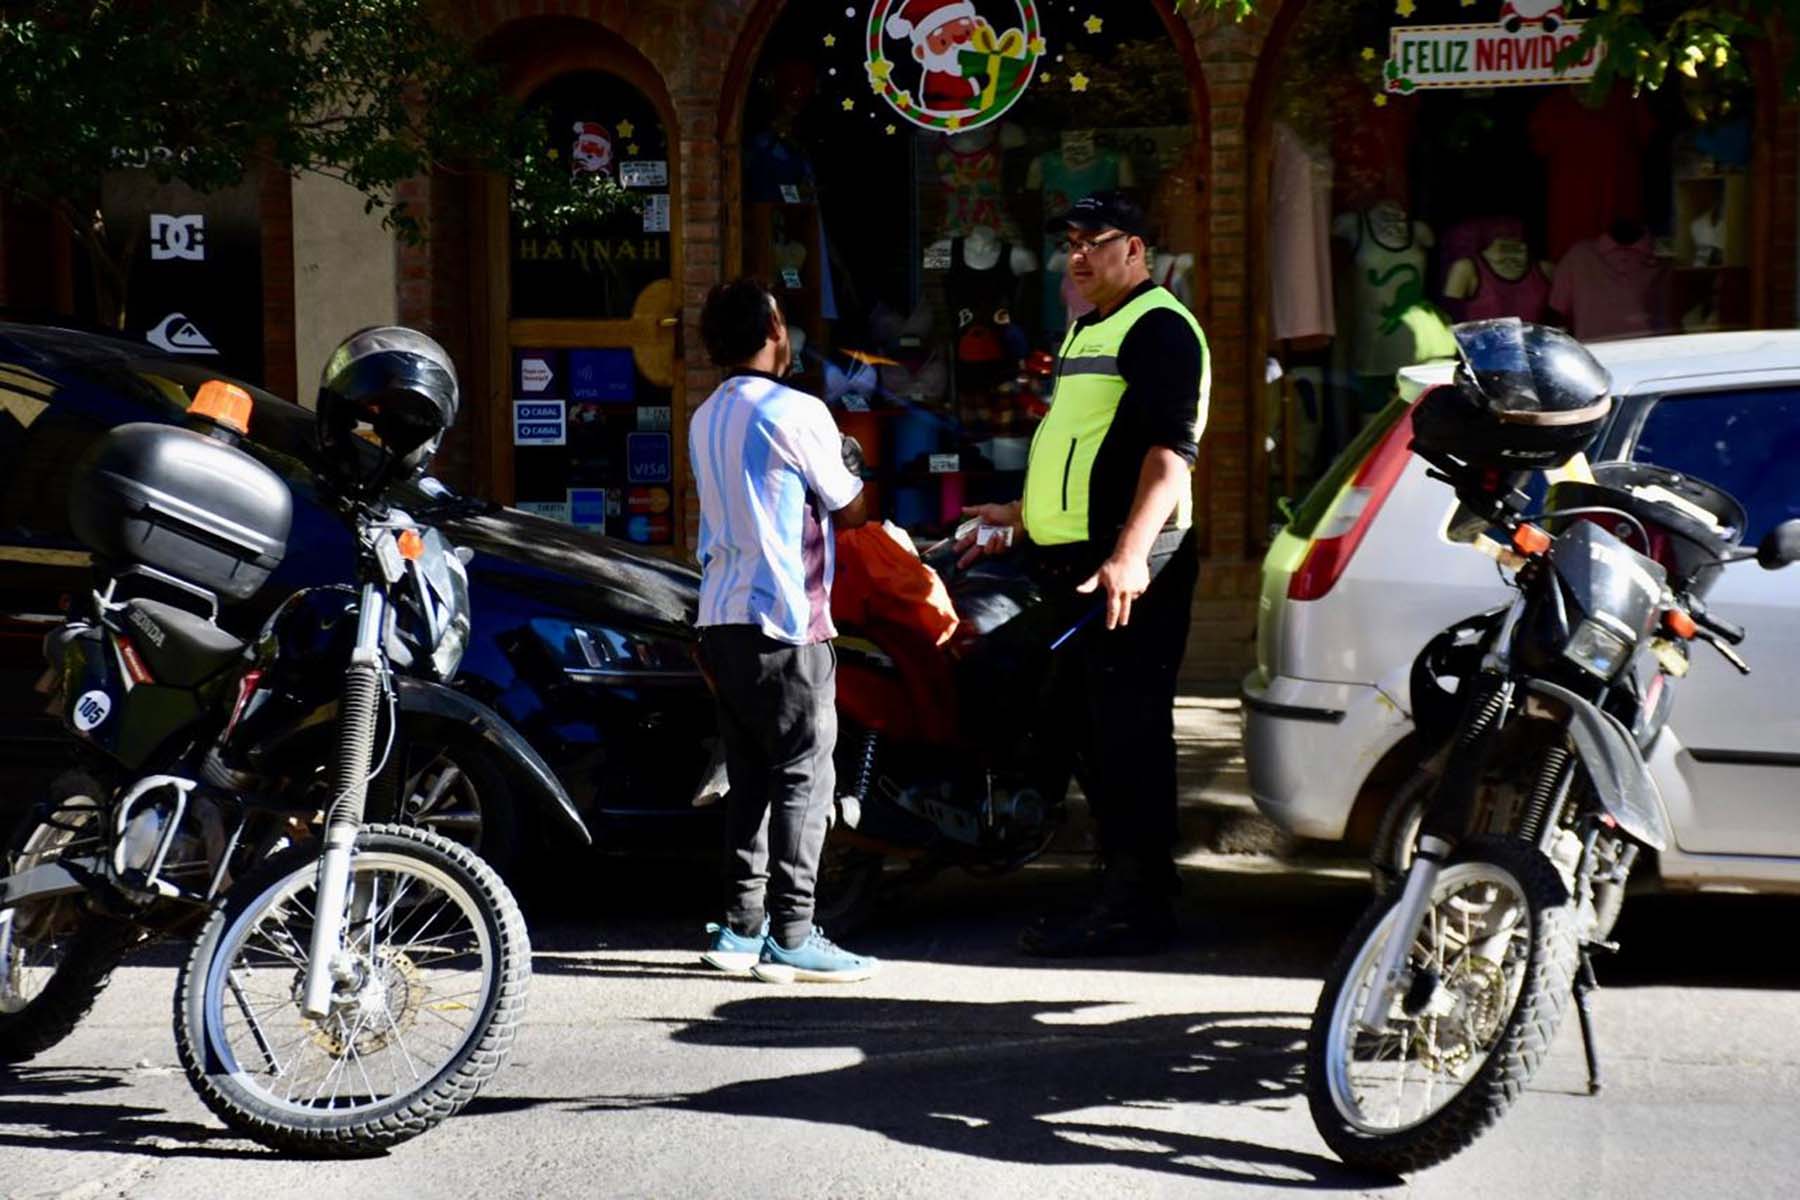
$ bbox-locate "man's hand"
[954,501,1023,568]
[1077,552,1151,630]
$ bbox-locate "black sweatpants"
[1042,530,1200,905]
[699,625,837,949]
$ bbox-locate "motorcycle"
[817,526,1126,930]
[1303,383,1800,1173]
[0,348,579,1154]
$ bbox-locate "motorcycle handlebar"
[1693,604,1746,646]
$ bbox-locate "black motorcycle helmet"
[1412,318,1613,473]
[315,326,459,494]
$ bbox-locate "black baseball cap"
[1046,190,1150,238]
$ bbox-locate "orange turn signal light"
[190,379,252,435]
[396,530,425,561]
[1512,524,1552,556]
[1665,608,1698,639]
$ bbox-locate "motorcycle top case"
[70,423,292,602]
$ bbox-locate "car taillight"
[1287,404,1418,601]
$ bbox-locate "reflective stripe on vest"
[1021,287,1209,547]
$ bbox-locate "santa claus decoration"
[571,122,614,176]
[885,0,988,113]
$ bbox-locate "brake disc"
[302,948,424,1056]
[1413,956,1507,1073]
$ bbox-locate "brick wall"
[1181,5,1279,682]
[1774,98,1800,326]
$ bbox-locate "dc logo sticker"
[149,214,206,262]
[867,0,1044,133]
[73,689,112,732]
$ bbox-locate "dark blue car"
[0,322,722,877]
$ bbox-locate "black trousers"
[699,625,837,949]
[1040,530,1200,905]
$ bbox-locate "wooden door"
[484,68,684,552]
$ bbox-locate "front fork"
[301,584,388,1019]
[1358,665,1519,1033]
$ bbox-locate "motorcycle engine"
[112,778,228,899]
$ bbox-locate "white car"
[1243,331,1800,892]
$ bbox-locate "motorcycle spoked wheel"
[0,776,136,1063]
[173,824,528,1156]
[1306,835,1580,1175]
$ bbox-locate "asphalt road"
[3,855,1799,1200]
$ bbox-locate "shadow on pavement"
[0,1067,270,1161]
[526,848,1800,989]
[1604,892,1800,989]
[527,853,1365,982]
[474,998,1395,1190]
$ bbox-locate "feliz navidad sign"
[1384,3,1602,94]
[866,0,1045,132]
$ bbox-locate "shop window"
[740,1,1197,537]
[1262,0,1757,534]
[506,71,679,547]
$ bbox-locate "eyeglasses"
[1060,232,1128,258]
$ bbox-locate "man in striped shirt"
[689,278,877,983]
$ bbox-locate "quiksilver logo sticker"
[73,689,112,732]
[146,313,220,356]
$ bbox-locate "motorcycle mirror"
[1756,518,1800,570]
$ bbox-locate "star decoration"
[1041,71,1055,83]
[1361,47,1376,61]
[1029,35,1047,54]
[546,148,559,160]
[867,58,892,83]
[617,119,635,138]
[885,124,897,135]
[1373,93,1389,106]
[824,33,836,47]
[1084,15,1103,34]
[896,92,912,110]
[1069,71,1090,92]
[627,143,640,155]
[842,97,856,111]
[1394,0,1415,16]
[947,115,963,129]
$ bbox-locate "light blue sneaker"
[751,927,879,983]
[700,919,767,973]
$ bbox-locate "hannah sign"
[1384,11,1600,93]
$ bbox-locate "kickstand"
[1573,944,1608,1096]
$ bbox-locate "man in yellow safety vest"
[958,190,1209,956]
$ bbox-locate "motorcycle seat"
[941,556,1041,638]
[119,598,248,688]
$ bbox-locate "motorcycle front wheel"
[1306,835,1579,1175]
[173,823,528,1156]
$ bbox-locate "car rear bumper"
[1241,669,1412,841]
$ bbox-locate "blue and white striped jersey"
[688,371,862,645]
